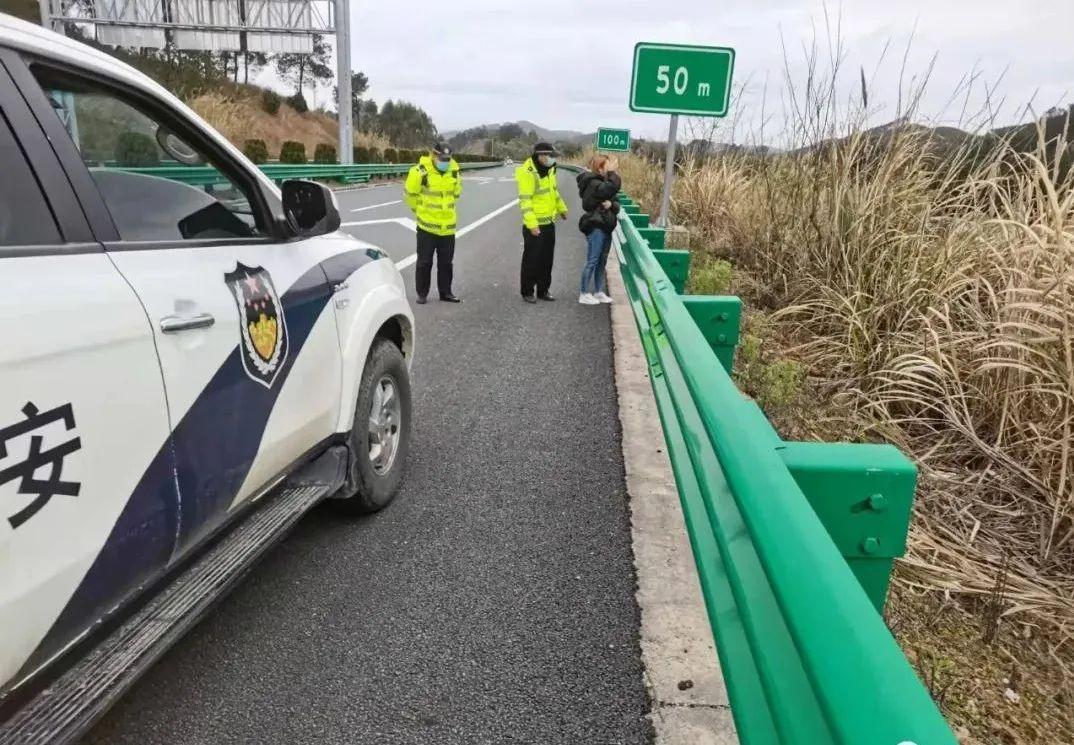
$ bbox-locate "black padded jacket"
[576,171,622,234]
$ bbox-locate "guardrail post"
[777,442,917,612]
[632,213,651,228]
[681,296,741,373]
[622,204,641,215]
[637,227,666,250]
[651,249,690,294]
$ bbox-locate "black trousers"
[520,223,556,297]
[415,228,456,298]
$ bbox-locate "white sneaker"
[594,292,614,304]
[578,293,599,305]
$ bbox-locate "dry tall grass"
[624,115,1074,640]
[189,90,391,157]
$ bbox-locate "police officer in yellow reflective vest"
[404,142,462,304]
[515,142,568,302]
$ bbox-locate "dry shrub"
[612,150,662,210]
[744,134,1074,635]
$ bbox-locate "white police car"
[0,15,413,741]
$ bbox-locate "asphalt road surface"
[86,166,654,744]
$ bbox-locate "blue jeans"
[580,228,612,294]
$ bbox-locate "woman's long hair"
[587,154,610,173]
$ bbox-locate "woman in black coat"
[575,154,621,304]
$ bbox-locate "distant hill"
[785,108,1072,159]
[444,120,593,159]
[443,120,593,144]
[510,120,594,144]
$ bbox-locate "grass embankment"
[188,87,390,158]
[607,123,1074,742]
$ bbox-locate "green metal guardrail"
[109,160,504,187]
[600,179,956,744]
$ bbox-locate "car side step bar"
[0,446,349,745]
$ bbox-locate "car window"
[29,70,265,243]
[0,105,61,246]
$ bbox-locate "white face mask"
[538,154,555,167]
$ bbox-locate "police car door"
[0,59,176,691]
[18,63,344,557]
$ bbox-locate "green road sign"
[596,127,631,152]
[630,42,735,117]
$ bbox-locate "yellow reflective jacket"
[515,157,568,230]
[404,155,462,236]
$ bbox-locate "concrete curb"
[607,248,739,745]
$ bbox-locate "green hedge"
[313,143,337,163]
[116,131,159,166]
[279,140,307,164]
[383,147,398,163]
[243,139,269,164]
[353,146,370,163]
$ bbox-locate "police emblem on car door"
[224,263,289,388]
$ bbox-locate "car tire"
[337,339,411,513]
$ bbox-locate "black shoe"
[415,296,427,305]
[440,294,461,303]
[522,295,537,304]
[537,292,556,301]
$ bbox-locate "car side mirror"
[282,179,341,237]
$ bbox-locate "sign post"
[335,0,352,163]
[596,127,631,152]
[629,42,735,226]
[658,115,678,231]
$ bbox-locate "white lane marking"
[341,217,416,231]
[392,199,519,270]
[457,199,518,237]
[351,200,402,212]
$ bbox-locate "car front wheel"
[338,339,411,513]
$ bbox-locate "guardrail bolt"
[718,312,729,321]
[861,536,880,555]
[867,493,887,512]
[717,334,727,343]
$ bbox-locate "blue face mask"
[435,159,450,173]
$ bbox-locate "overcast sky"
[335,0,1073,143]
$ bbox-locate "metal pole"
[335,0,353,164]
[61,91,80,148]
[38,0,50,28]
[658,114,678,227]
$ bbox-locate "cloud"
[332,0,1073,141]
